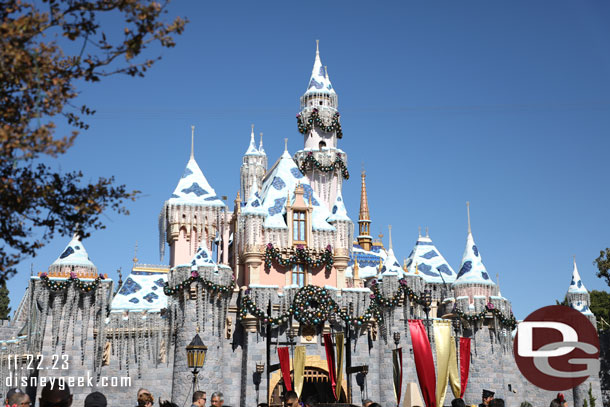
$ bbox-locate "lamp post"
[255,362,265,405]
[422,290,432,339]
[186,333,208,391]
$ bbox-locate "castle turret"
[240,125,267,203]
[327,189,352,288]
[357,170,373,251]
[159,126,226,268]
[47,234,98,279]
[293,41,347,211]
[452,203,499,310]
[566,258,597,325]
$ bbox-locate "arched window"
[293,211,306,243]
[319,141,326,150]
[292,264,306,287]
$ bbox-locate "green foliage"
[590,290,610,331]
[586,383,596,407]
[0,281,10,319]
[594,248,610,287]
[0,0,187,282]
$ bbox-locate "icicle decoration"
[81,294,92,365]
[159,203,168,262]
[60,286,75,353]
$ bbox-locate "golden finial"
[403,258,407,272]
[190,125,195,159]
[133,241,138,265]
[415,261,419,275]
[259,132,264,150]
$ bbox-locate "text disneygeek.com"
[4,373,131,389]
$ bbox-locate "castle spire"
[190,125,195,160]
[388,225,393,251]
[357,169,373,251]
[304,40,335,96]
[258,132,265,154]
[244,124,259,156]
[467,201,472,235]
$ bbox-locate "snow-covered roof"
[167,157,225,207]
[346,243,386,279]
[570,300,594,315]
[405,235,456,283]
[378,248,404,279]
[453,232,495,286]
[50,236,96,270]
[327,190,350,222]
[244,127,262,156]
[190,243,216,270]
[568,259,588,294]
[111,268,168,312]
[304,44,335,95]
[260,149,334,231]
[242,183,266,216]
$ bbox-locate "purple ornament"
[69,272,77,279]
[191,271,199,278]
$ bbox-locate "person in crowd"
[283,391,300,407]
[39,382,72,407]
[362,399,373,407]
[368,403,382,407]
[138,392,154,407]
[211,392,224,407]
[303,395,317,407]
[451,398,466,407]
[479,390,494,407]
[489,399,504,407]
[6,389,30,407]
[159,401,179,407]
[84,392,107,407]
[192,391,206,407]
[553,393,568,407]
[137,389,153,404]
[257,404,268,407]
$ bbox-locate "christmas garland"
[453,302,517,330]
[39,272,103,292]
[239,284,380,327]
[163,270,235,296]
[299,152,349,180]
[296,108,343,139]
[369,278,427,307]
[240,276,518,330]
[264,243,334,272]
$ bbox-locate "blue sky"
[6,0,610,319]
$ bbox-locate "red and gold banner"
[459,337,471,398]
[277,347,292,391]
[323,333,338,399]
[408,319,436,407]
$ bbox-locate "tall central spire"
[357,169,373,251]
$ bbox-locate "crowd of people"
[2,384,572,407]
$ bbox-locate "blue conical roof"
[453,232,495,286]
[51,235,96,270]
[405,235,456,283]
[327,190,350,222]
[168,157,225,207]
[304,43,335,95]
[568,259,588,294]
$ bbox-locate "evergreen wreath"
[296,108,343,138]
[299,152,349,180]
[264,243,334,272]
[453,301,517,330]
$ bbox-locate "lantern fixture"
[186,333,208,387]
[393,331,400,348]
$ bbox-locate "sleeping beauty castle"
[0,43,606,407]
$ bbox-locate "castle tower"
[452,203,499,307]
[327,189,352,288]
[240,125,267,203]
[293,41,347,211]
[239,183,266,285]
[566,258,597,326]
[357,170,373,251]
[47,234,98,279]
[159,126,227,268]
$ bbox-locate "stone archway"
[269,354,348,406]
